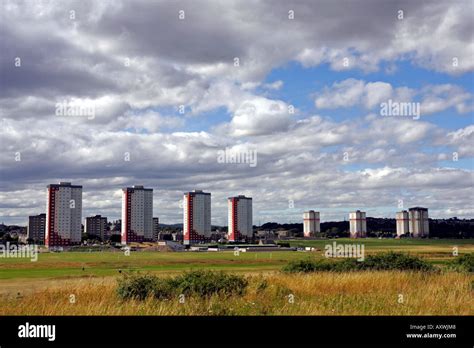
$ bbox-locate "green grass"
[0,251,302,280]
[0,239,472,282]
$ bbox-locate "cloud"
[445,125,474,157]
[112,111,185,133]
[263,80,284,90]
[314,79,473,116]
[315,79,415,109]
[2,0,473,105]
[228,97,292,136]
[0,0,473,225]
[1,112,473,224]
[420,84,474,115]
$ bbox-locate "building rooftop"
[48,182,82,189]
[185,190,211,195]
[29,213,46,217]
[409,207,428,211]
[228,195,252,199]
[124,185,152,191]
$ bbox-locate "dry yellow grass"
[1,271,472,316]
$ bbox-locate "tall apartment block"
[121,185,153,244]
[409,207,429,237]
[396,210,409,236]
[349,210,367,238]
[183,190,211,245]
[303,210,320,237]
[46,182,82,247]
[153,217,160,241]
[228,195,253,242]
[27,213,46,244]
[85,215,108,240]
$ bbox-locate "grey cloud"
[0,0,473,225]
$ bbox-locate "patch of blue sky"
[439,158,474,170]
[264,60,473,127]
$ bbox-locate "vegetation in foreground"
[117,270,248,300]
[447,253,474,273]
[117,253,441,302]
[1,271,472,315]
[282,252,436,273]
[0,247,472,316]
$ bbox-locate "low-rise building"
[85,215,108,240]
[27,213,46,244]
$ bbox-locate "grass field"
[1,238,473,315]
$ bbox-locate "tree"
[109,234,121,243]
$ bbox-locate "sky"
[0,0,473,226]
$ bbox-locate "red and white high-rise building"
[303,210,320,237]
[183,190,211,245]
[228,195,253,242]
[121,185,153,244]
[45,182,82,247]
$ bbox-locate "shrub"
[361,252,435,272]
[152,278,175,299]
[330,258,361,272]
[116,273,158,300]
[282,259,319,273]
[282,258,358,273]
[448,253,474,273]
[117,270,248,301]
[169,270,248,297]
[282,252,435,273]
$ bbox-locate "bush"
[152,278,175,299]
[117,270,248,301]
[282,252,435,273]
[448,253,474,273]
[169,270,248,297]
[361,252,435,272]
[116,273,158,300]
[282,258,361,273]
[282,259,319,273]
[331,258,361,272]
